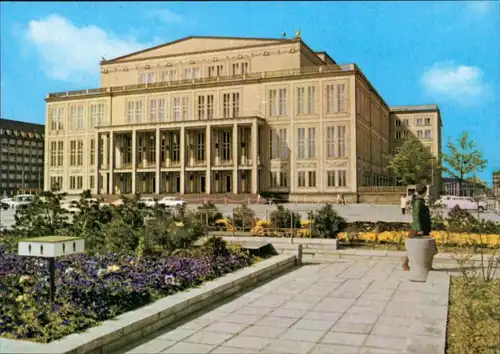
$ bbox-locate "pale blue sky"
[1,1,499,183]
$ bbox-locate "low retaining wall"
[220,236,338,263]
[0,255,297,354]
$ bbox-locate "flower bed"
[337,231,500,248]
[0,244,253,343]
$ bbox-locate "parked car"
[1,198,12,210]
[138,197,157,208]
[435,195,487,212]
[61,200,80,214]
[157,196,186,208]
[3,194,34,210]
[267,195,289,205]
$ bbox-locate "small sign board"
[18,236,85,258]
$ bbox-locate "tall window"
[184,67,200,79]
[150,99,166,122]
[90,139,95,165]
[232,62,248,75]
[222,93,240,118]
[280,171,288,187]
[77,140,83,165]
[50,107,65,131]
[90,103,105,128]
[195,132,205,161]
[268,89,277,116]
[417,130,423,138]
[270,172,278,188]
[307,86,316,114]
[221,131,231,160]
[173,96,189,121]
[326,84,347,113]
[308,171,316,187]
[424,130,432,139]
[326,127,335,158]
[336,126,346,157]
[57,141,64,166]
[327,170,347,187]
[424,117,431,126]
[298,171,306,187]
[127,100,143,124]
[416,118,423,126]
[160,69,177,82]
[50,141,57,166]
[279,129,288,159]
[139,72,155,84]
[307,128,316,158]
[70,140,77,166]
[208,65,224,77]
[268,88,287,117]
[278,88,287,116]
[336,84,346,113]
[296,87,305,114]
[69,176,83,190]
[197,94,214,120]
[326,126,346,158]
[297,128,305,159]
[70,105,84,131]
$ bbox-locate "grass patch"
[446,277,500,354]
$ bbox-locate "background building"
[0,118,45,196]
[493,170,500,198]
[44,35,442,202]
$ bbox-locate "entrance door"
[226,175,231,193]
[176,176,180,193]
[200,176,206,193]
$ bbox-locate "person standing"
[400,194,408,215]
[401,184,435,271]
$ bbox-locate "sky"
[1,1,499,184]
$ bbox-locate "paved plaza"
[115,259,452,354]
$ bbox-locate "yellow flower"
[107,264,120,273]
[16,295,25,302]
[19,275,31,284]
[300,220,312,228]
[175,221,185,227]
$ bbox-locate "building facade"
[44,35,442,201]
[493,170,500,198]
[0,118,45,196]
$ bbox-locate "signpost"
[18,236,85,302]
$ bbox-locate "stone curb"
[0,255,297,354]
[404,271,451,354]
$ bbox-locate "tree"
[387,136,436,185]
[443,132,487,196]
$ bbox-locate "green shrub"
[447,206,479,233]
[269,205,301,229]
[232,204,256,230]
[308,204,347,238]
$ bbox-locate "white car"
[157,196,186,208]
[138,197,157,208]
[61,200,80,214]
[435,196,487,212]
[4,194,34,210]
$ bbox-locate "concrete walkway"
[115,260,450,354]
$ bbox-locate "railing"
[47,64,357,98]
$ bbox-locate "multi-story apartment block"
[493,170,500,198]
[44,35,442,201]
[0,118,45,196]
[390,105,442,196]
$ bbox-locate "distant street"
[1,203,499,231]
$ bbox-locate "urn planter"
[405,236,437,282]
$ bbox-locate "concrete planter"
[406,236,437,282]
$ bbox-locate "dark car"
[266,194,289,205]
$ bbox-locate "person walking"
[401,184,436,271]
[340,193,346,205]
[400,194,408,215]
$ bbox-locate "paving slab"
[113,260,450,354]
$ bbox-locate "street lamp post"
[18,236,85,302]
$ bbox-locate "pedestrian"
[400,194,407,215]
[336,193,341,204]
[401,184,437,271]
[340,193,346,205]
